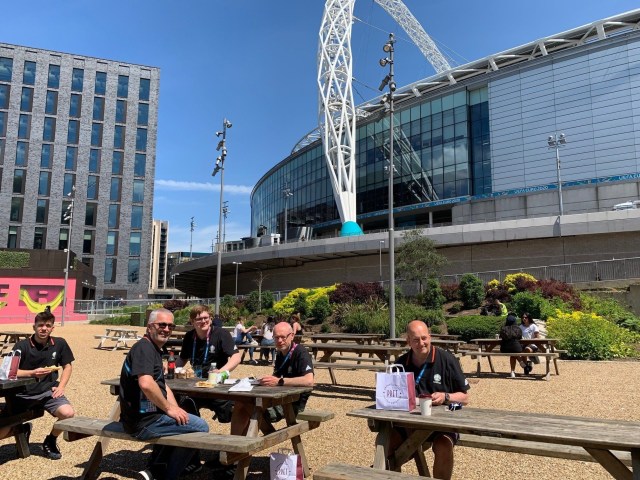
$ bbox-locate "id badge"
[139,393,157,413]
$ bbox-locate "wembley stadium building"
[176,10,640,298]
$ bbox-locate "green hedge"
[446,315,505,342]
[0,251,30,268]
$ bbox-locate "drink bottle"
[167,350,176,379]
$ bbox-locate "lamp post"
[379,240,385,285]
[189,216,196,259]
[61,186,75,327]
[233,261,242,297]
[212,118,232,316]
[380,33,397,338]
[547,133,567,216]
[282,186,293,243]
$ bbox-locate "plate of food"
[194,381,214,388]
[42,366,61,372]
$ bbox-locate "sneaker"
[42,434,62,460]
[524,364,532,375]
[137,469,155,480]
[250,359,258,365]
[249,340,259,346]
[181,459,203,476]
[510,371,516,378]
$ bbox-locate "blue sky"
[3,1,639,252]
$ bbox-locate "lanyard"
[191,330,210,366]
[275,343,297,376]
[413,347,436,386]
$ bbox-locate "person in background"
[499,313,523,378]
[0,311,75,460]
[520,312,541,374]
[119,309,208,480]
[260,316,276,365]
[232,317,259,365]
[289,313,303,336]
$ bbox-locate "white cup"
[419,396,432,416]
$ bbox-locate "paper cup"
[419,396,432,416]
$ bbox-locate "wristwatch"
[278,377,285,386]
[444,393,450,405]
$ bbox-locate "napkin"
[229,378,254,392]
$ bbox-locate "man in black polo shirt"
[0,311,75,459]
[395,320,470,480]
[119,308,208,480]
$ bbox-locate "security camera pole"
[213,118,232,315]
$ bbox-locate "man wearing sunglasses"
[119,309,208,480]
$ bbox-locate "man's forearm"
[219,352,242,372]
[58,364,72,389]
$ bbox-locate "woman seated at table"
[520,312,541,373]
[232,317,258,365]
[260,316,276,364]
[499,313,523,378]
[289,313,303,336]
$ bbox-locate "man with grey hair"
[119,309,208,480]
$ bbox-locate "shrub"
[340,301,390,335]
[246,290,275,313]
[421,279,446,310]
[320,322,331,333]
[503,273,537,293]
[261,290,275,310]
[273,288,310,316]
[162,299,189,312]
[89,315,131,325]
[510,291,555,320]
[440,283,459,301]
[485,281,511,302]
[446,315,505,342]
[329,282,385,304]
[580,293,640,332]
[221,295,236,309]
[459,274,484,309]
[547,310,639,360]
[537,279,581,309]
[447,301,463,314]
[311,295,332,322]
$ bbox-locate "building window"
[134,153,146,177]
[114,125,125,149]
[110,177,121,202]
[13,169,26,194]
[45,90,58,115]
[85,203,97,226]
[139,78,150,101]
[69,94,82,118]
[87,175,99,199]
[65,147,77,170]
[38,171,50,196]
[106,231,118,255]
[137,103,149,126]
[0,57,13,82]
[91,123,102,147]
[7,226,18,248]
[117,75,129,98]
[129,232,141,256]
[23,61,36,85]
[63,173,75,196]
[136,128,147,151]
[20,87,33,112]
[18,114,31,139]
[128,259,140,284]
[0,112,6,137]
[112,151,123,174]
[71,68,84,92]
[36,199,48,223]
[81,257,93,269]
[116,99,127,123]
[58,228,69,250]
[92,97,104,121]
[108,204,119,228]
[67,120,80,144]
[131,205,143,229]
[0,84,9,108]
[47,65,60,89]
[83,230,94,254]
[89,149,100,173]
[132,179,144,203]
[15,142,28,166]
[104,258,116,283]
[95,72,107,95]
[10,197,23,221]
[0,138,4,162]
[33,227,46,249]
[43,117,56,141]
[41,144,53,168]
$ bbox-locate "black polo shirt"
[13,335,74,396]
[119,335,166,433]
[397,347,470,396]
[179,326,237,377]
[273,343,314,410]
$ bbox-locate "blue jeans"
[134,413,208,480]
[261,338,275,362]
[235,334,255,360]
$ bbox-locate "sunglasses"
[153,322,176,331]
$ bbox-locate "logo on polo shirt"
[305,365,312,371]
[52,352,57,360]
[433,373,442,384]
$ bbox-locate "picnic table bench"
[0,378,44,458]
[315,462,435,479]
[0,331,31,356]
[94,328,141,351]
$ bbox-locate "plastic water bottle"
[166,350,175,379]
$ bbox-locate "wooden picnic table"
[471,338,561,376]
[0,331,31,356]
[388,333,460,343]
[307,342,406,364]
[0,377,43,458]
[94,327,141,351]
[308,333,386,345]
[348,405,640,479]
[387,338,464,354]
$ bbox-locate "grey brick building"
[0,43,159,298]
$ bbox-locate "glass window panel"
[83,230,94,254]
[0,57,13,82]
[69,94,81,117]
[136,128,147,151]
[87,175,99,199]
[112,151,123,174]
[10,197,23,221]
[71,68,84,92]
[137,103,148,125]
[108,204,119,228]
[431,97,442,114]
[0,84,9,109]
[43,117,55,141]
[20,87,33,111]
[116,99,126,123]
[15,142,28,166]
[33,227,46,249]
[85,203,97,226]
[0,112,5,137]
[38,171,50,195]
[131,205,143,229]
[104,258,116,283]
[47,65,60,88]
[23,61,36,85]
[134,153,146,176]
[36,199,48,223]
[453,90,467,107]
[63,173,75,196]
[106,231,117,255]
[443,125,455,143]
[132,179,144,203]
[41,144,53,168]
[89,149,100,173]
[8,226,20,248]
[91,123,102,147]
[95,72,107,95]
[128,259,140,283]
[442,94,454,111]
[65,146,77,170]
[92,97,104,120]
[129,232,141,256]
[117,75,129,98]
[18,114,30,139]
[114,125,125,149]
[67,120,79,144]
[58,228,69,250]
[45,90,57,114]
[110,177,121,201]
[13,169,26,193]
[139,78,150,101]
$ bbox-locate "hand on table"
[431,392,447,406]
[259,375,279,387]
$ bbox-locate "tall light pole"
[282,186,293,243]
[61,186,75,327]
[547,133,567,216]
[233,261,242,297]
[212,118,232,316]
[380,33,397,338]
[379,240,385,285]
[189,216,196,259]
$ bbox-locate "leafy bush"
[547,310,639,360]
[503,273,537,293]
[273,286,336,318]
[447,301,463,314]
[89,315,131,325]
[261,290,275,310]
[273,288,310,316]
[440,283,459,301]
[0,251,30,268]
[329,282,385,304]
[580,293,640,332]
[311,295,332,322]
[162,299,189,312]
[421,278,446,310]
[510,291,556,320]
[221,295,236,309]
[537,279,581,309]
[459,274,484,309]
[246,290,275,313]
[172,307,191,325]
[446,315,505,342]
[320,322,331,333]
[485,281,511,302]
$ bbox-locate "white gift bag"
[270,448,303,480]
[375,363,416,411]
[0,350,18,380]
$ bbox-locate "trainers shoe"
[137,469,155,480]
[510,371,516,378]
[524,364,532,375]
[42,434,62,460]
[249,340,259,346]
[250,359,258,365]
[181,459,203,476]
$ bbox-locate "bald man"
[395,320,470,480]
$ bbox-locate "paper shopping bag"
[375,364,416,411]
[270,448,303,480]
[0,354,11,380]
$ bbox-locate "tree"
[252,270,268,313]
[459,273,484,309]
[395,230,448,293]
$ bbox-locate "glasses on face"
[194,316,210,323]
[274,333,293,341]
[153,322,176,331]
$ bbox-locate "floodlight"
[379,58,389,67]
[224,119,232,128]
[383,42,392,53]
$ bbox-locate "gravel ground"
[0,322,638,479]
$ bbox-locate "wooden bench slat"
[314,362,388,370]
[0,408,44,428]
[469,352,559,357]
[314,462,435,480]
[296,409,335,423]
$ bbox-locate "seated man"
[0,310,75,460]
[119,308,208,480]
[394,320,470,480]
